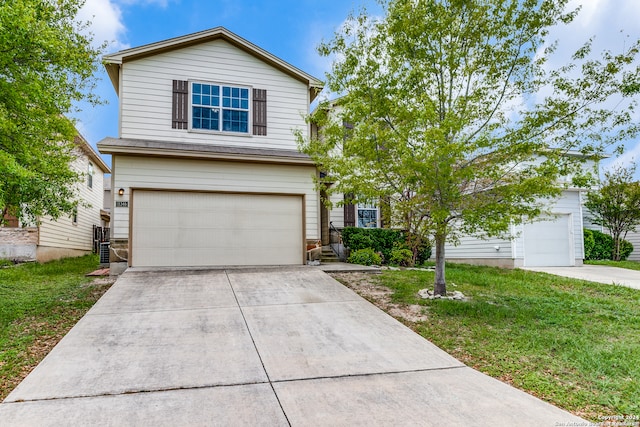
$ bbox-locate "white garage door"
[131,191,303,267]
[523,214,573,267]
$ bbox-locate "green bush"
[620,240,634,261]
[585,229,634,260]
[410,235,432,265]
[347,248,382,266]
[589,229,614,260]
[583,229,595,259]
[389,248,413,266]
[341,227,405,262]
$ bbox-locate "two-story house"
[98,27,323,269]
[0,134,110,263]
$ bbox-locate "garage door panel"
[523,214,572,267]
[132,191,303,267]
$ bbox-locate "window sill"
[187,128,253,138]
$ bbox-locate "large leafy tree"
[585,165,640,261]
[0,0,103,225]
[299,0,640,295]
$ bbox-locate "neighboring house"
[0,135,110,262]
[97,27,324,269]
[444,189,585,268]
[327,152,597,268]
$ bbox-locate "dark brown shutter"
[253,88,267,135]
[344,193,356,227]
[172,80,188,129]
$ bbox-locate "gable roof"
[103,27,324,101]
[76,134,110,173]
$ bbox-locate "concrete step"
[320,245,341,263]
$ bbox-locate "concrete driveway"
[1,267,585,426]
[523,264,640,290]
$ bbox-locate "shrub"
[389,248,413,266]
[585,229,634,260]
[347,248,382,266]
[583,229,595,260]
[620,240,634,261]
[341,228,374,252]
[589,229,614,260]
[341,227,405,262]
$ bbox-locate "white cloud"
[78,0,128,51]
[607,144,640,172]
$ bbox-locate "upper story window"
[87,163,94,189]
[191,82,250,133]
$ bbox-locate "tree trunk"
[613,234,621,261]
[434,233,446,296]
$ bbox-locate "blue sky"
[75,0,640,175]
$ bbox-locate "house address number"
[116,201,129,208]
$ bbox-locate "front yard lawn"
[0,255,113,400]
[586,259,640,271]
[334,264,640,422]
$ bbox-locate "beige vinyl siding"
[112,156,319,241]
[624,231,640,261]
[328,192,345,229]
[445,234,514,260]
[38,149,104,251]
[120,39,309,150]
[583,211,603,231]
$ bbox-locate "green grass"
[585,259,640,271]
[0,255,111,399]
[373,264,640,421]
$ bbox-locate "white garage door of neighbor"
[523,214,573,267]
[132,191,303,267]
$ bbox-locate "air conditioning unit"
[99,242,110,265]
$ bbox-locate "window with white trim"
[357,203,378,228]
[87,163,94,189]
[191,82,250,133]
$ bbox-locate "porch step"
[321,246,341,263]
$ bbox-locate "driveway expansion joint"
[225,270,292,427]
[86,305,238,316]
[2,381,274,404]
[269,365,468,385]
